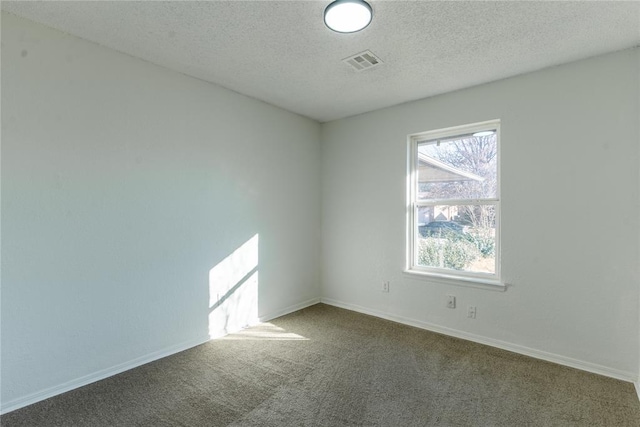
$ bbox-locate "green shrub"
[418,237,480,270]
[464,232,495,257]
[418,238,441,266]
[444,239,481,270]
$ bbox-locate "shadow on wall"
[208,234,260,339]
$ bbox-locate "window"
[407,120,501,286]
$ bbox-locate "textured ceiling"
[3,1,639,122]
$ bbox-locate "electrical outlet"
[447,295,456,309]
[467,306,476,319]
[382,281,390,293]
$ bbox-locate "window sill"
[403,269,507,292]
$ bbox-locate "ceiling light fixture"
[324,0,372,33]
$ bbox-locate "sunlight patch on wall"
[208,234,259,339]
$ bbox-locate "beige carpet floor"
[2,303,639,426]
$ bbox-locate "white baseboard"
[259,297,321,323]
[320,297,636,383]
[0,335,210,415]
[635,382,640,403]
[1,297,322,415]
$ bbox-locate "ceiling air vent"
[343,50,383,72]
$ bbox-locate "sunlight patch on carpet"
[222,323,309,341]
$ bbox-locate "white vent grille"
[343,50,383,72]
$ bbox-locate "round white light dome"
[324,0,372,33]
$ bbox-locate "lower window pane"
[416,205,495,274]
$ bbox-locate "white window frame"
[405,119,504,290]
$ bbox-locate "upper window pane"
[417,132,497,201]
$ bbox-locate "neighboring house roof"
[418,154,484,183]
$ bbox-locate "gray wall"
[1,13,321,409]
[321,48,640,379]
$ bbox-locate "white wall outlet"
[382,281,390,293]
[447,295,456,309]
[467,306,477,319]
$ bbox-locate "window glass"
[417,133,497,201]
[408,121,500,282]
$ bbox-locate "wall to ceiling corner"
[1,12,321,411]
[320,47,640,380]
